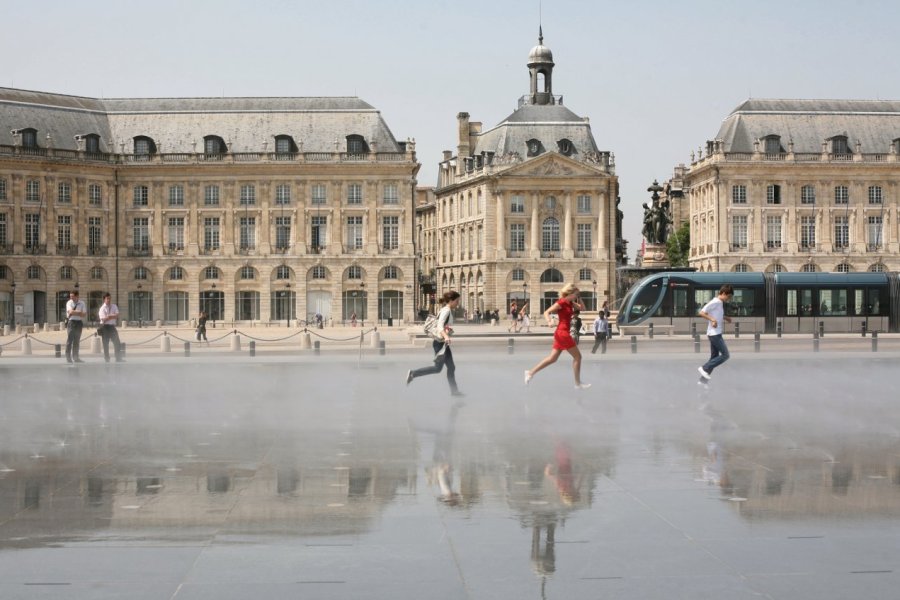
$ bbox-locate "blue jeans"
[411,341,459,394]
[702,334,730,374]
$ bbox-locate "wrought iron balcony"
[87,245,108,256]
[24,244,47,255]
[57,245,78,256]
[128,247,151,257]
[307,245,326,255]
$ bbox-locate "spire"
[539,25,543,45]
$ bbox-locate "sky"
[3,0,900,260]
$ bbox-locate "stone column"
[563,191,573,258]
[530,192,540,259]
[495,191,505,259]
[597,190,606,258]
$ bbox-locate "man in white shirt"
[697,284,734,384]
[98,292,124,363]
[591,312,609,354]
[65,290,87,363]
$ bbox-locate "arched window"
[542,217,560,252]
[869,262,887,272]
[90,266,105,280]
[526,138,543,157]
[540,268,564,283]
[830,135,850,156]
[204,266,219,280]
[26,265,42,280]
[274,135,297,155]
[239,266,255,280]
[765,263,786,273]
[60,266,74,280]
[169,266,184,281]
[800,263,818,272]
[347,265,362,280]
[835,262,851,273]
[346,134,368,155]
[134,266,149,280]
[578,268,592,280]
[557,139,574,156]
[84,134,101,154]
[20,128,38,148]
[275,265,292,280]
[133,136,157,157]
[732,264,750,272]
[311,266,327,280]
[763,135,782,154]
[383,266,398,280]
[511,268,525,281]
[204,135,227,155]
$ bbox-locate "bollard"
[818,321,825,338]
[313,340,320,355]
[861,321,867,337]
[2,324,9,336]
[813,330,819,353]
[507,337,515,355]
[379,340,386,356]
[91,335,101,354]
[21,336,32,355]
[872,331,878,352]
[630,335,637,354]
[691,322,697,337]
[231,333,241,352]
[55,343,61,358]
[161,334,171,353]
[184,341,190,357]
[249,340,256,357]
[370,329,381,349]
[300,331,311,350]
[776,321,783,338]
[121,342,126,357]
[648,323,654,339]
[734,322,740,338]
[754,332,760,353]
[694,336,701,353]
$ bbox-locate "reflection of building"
[675,99,900,274]
[0,88,419,325]
[423,32,619,315]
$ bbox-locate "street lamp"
[359,281,366,326]
[8,282,15,328]
[136,284,143,328]
[592,279,597,312]
[283,283,291,328]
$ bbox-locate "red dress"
[552,298,576,351]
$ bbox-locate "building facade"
[423,33,619,316]
[680,99,900,273]
[0,88,419,326]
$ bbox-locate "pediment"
[499,153,609,179]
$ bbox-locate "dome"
[528,43,554,65]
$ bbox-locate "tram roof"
[637,271,891,287]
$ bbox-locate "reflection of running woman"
[525,283,591,389]
[697,284,734,385]
[406,291,464,397]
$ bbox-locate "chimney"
[457,112,470,175]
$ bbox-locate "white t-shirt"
[98,302,119,326]
[701,297,725,336]
[66,299,86,322]
[436,305,453,333]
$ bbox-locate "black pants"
[411,340,459,393]
[591,333,608,354]
[65,320,83,361]
[100,324,122,362]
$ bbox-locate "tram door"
[782,288,814,333]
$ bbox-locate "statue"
[641,180,671,245]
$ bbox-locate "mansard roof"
[715,98,900,153]
[472,102,599,158]
[0,87,403,153]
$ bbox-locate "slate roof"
[0,87,403,153]
[472,102,599,157]
[716,99,900,153]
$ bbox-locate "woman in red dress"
[524,283,591,389]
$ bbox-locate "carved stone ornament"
[525,160,574,176]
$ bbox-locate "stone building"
[678,99,900,273]
[423,32,619,317]
[0,88,419,326]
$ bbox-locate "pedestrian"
[697,284,734,385]
[508,299,519,332]
[601,299,610,318]
[196,310,209,344]
[519,301,531,333]
[524,283,591,389]
[570,308,583,344]
[65,290,87,364]
[98,293,124,363]
[350,311,357,327]
[591,311,609,354]
[406,290,465,397]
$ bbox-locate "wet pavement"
[1,349,899,599]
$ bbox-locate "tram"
[616,272,900,334]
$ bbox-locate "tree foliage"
[666,222,690,267]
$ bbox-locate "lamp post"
[9,282,15,327]
[359,281,366,326]
[592,279,597,312]
[283,283,291,328]
[136,284,143,328]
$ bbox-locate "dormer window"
[133,136,157,157]
[557,139,574,156]
[204,135,227,155]
[830,136,850,155]
[274,135,297,155]
[84,134,100,154]
[763,135,782,154]
[893,138,900,154]
[526,138,544,157]
[21,128,38,148]
[346,135,368,155]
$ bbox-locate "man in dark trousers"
[65,290,87,363]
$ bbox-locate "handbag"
[422,314,445,341]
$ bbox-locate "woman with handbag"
[524,283,591,390]
[406,291,464,397]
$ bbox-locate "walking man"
[591,311,609,354]
[98,293,124,363]
[65,290,86,363]
[697,284,734,384]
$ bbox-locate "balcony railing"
[574,250,593,258]
[540,250,560,258]
[378,245,401,253]
[87,245,108,256]
[342,244,365,254]
[199,246,220,255]
[0,244,11,255]
[24,244,47,255]
[307,245,326,254]
[867,243,883,252]
[128,247,151,257]
[272,245,290,253]
[165,245,184,255]
[764,242,782,252]
[237,245,256,255]
[799,243,819,253]
[833,243,850,252]
[730,243,748,252]
[57,245,78,256]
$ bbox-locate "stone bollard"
[508,338,515,355]
[55,343,61,358]
[313,340,320,355]
[231,334,241,352]
[91,335,101,354]
[121,342,127,357]
[631,335,637,354]
[16,325,23,335]
[776,321,782,338]
[378,340,385,356]
[21,336,32,355]
[300,331,311,349]
[818,321,825,338]
[861,321,867,337]
[161,334,171,353]
[734,322,740,338]
[370,329,381,349]
[691,322,697,337]
[648,323,654,339]
[491,318,497,326]
[184,342,190,357]
[156,320,162,328]
[3,324,9,336]
[872,331,878,352]
[694,335,701,353]
[754,332,761,353]
[249,340,256,357]
[813,330,819,353]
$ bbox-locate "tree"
[666,222,690,267]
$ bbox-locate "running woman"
[406,291,464,397]
[524,283,591,390]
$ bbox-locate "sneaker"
[575,382,592,390]
[698,378,709,387]
[406,370,414,386]
[697,367,711,380]
[524,370,532,385]
[451,391,465,398]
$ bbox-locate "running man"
[697,284,734,385]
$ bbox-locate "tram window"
[867,288,884,315]
[694,289,715,313]
[728,288,756,316]
[819,290,847,316]
[852,290,865,316]
[786,289,813,316]
[672,288,689,317]
[630,283,663,319]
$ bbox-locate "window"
[22,129,37,148]
[578,268,592,281]
[834,185,849,205]
[60,266,73,280]
[133,218,149,250]
[275,216,291,249]
[134,137,154,156]
[383,266,398,280]
[57,215,72,249]
[733,264,750,272]
[382,216,399,250]
[239,217,256,250]
[383,184,399,205]
[868,216,883,249]
[540,268,564,283]
[558,139,574,156]
[235,291,259,320]
[168,185,184,206]
[509,223,525,252]
[834,216,849,249]
[240,266,255,280]
[869,186,883,205]
[25,214,40,248]
[204,217,220,250]
[870,263,887,272]
[168,217,184,250]
[346,216,363,250]
[731,215,748,249]
[311,216,327,250]
[204,136,226,155]
[275,184,291,205]
[275,265,291,280]
[835,262,851,273]
[800,263,818,273]
[274,135,295,155]
[831,136,850,155]
[0,178,6,201]
[764,136,782,154]
[576,223,592,252]
[510,195,525,213]
[84,135,100,154]
[542,217,560,252]
[346,135,368,155]
[134,266,148,280]
[545,196,557,211]
[347,183,362,205]
[169,266,184,281]
[26,179,40,202]
[800,216,816,249]
[204,185,219,206]
[57,182,71,204]
[311,184,326,205]
[133,185,149,206]
[239,184,256,206]
[526,138,543,157]
[0,213,6,246]
[732,185,747,204]
[766,215,782,249]
[164,291,190,321]
[347,265,362,280]
[311,265,327,279]
[801,185,816,204]
[204,266,219,280]
[577,195,591,213]
[511,268,525,281]
[766,184,781,204]
[26,265,41,280]
[89,184,102,206]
